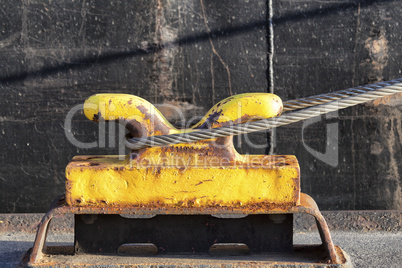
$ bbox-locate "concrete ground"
[0,211,401,268]
[1,231,401,267]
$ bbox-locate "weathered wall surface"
[0,0,400,212]
[273,0,402,210]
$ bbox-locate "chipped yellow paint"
[83,92,283,134]
[192,93,283,128]
[66,155,300,208]
[83,94,177,137]
[66,92,300,208]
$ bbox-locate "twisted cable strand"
[126,80,402,150]
[282,78,402,111]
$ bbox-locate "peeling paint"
[363,29,389,82]
[370,92,402,107]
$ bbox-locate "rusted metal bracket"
[23,193,351,267]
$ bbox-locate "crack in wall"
[200,0,232,96]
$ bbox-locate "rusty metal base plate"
[23,193,351,267]
[20,245,352,267]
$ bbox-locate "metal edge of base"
[19,245,353,268]
[28,194,342,265]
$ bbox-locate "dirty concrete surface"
[0,211,401,268]
[0,231,401,268]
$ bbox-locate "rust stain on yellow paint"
[66,155,300,208]
[67,92,300,208]
[83,92,282,136]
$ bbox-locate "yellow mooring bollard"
[67,93,299,208]
[23,93,351,267]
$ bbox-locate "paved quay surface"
[1,231,401,268]
[0,211,400,267]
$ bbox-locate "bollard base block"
[21,194,352,267]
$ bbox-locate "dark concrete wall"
[273,0,402,210]
[0,0,400,212]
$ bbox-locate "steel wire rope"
[126,79,402,150]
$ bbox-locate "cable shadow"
[0,0,396,85]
